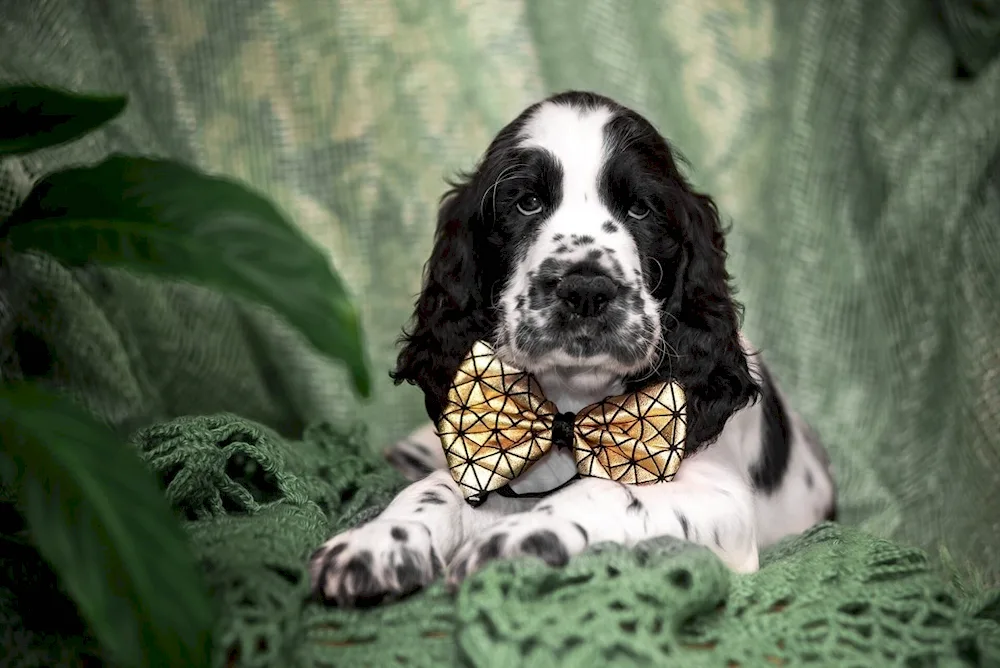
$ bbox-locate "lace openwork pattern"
[148,415,1000,667]
[2,414,998,666]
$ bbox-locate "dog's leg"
[309,470,526,606]
[383,422,446,481]
[446,451,758,586]
[309,471,463,606]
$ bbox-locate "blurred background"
[1,0,997,585]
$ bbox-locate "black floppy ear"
[658,189,760,451]
[391,179,498,421]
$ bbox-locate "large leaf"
[0,86,127,156]
[0,383,213,667]
[2,155,371,396]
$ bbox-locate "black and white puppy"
[310,91,836,607]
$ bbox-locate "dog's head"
[393,91,758,452]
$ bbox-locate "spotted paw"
[309,520,442,607]
[446,514,590,589]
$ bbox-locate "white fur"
[310,99,835,605]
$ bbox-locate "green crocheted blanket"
[4,413,998,667]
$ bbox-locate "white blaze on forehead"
[517,102,614,200]
[513,100,640,281]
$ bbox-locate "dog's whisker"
[479,164,531,219]
[649,257,665,294]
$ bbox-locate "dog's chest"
[535,372,623,414]
[507,374,622,495]
[507,448,579,494]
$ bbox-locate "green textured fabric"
[1,0,999,665]
[6,414,1000,667]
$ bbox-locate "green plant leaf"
[0,86,127,156]
[0,383,213,667]
[2,155,371,396]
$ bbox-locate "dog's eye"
[516,194,543,216]
[627,203,650,220]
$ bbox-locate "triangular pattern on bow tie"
[573,381,686,485]
[438,342,558,500]
[437,341,686,503]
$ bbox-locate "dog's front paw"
[309,520,442,607]
[446,514,589,589]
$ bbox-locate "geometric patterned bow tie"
[437,340,687,506]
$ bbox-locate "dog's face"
[491,99,681,387]
[394,91,758,451]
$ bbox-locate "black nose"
[556,270,618,317]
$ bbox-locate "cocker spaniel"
[310,91,836,607]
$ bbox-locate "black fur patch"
[750,364,792,493]
[625,490,643,515]
[313,542,347,564]
[571,234,595,246]
[520,530,569,566]
[337,551,381,606]
[420,491,447,505]
[477,533,507,562]
[387,450,432,478]
[450,557,469,582]
[394,550,424,594]
[675,511,690,540]
[391,526,408,542]
[429,547,444,577]
[602,220,618,233]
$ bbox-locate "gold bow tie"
[437,341,687,505]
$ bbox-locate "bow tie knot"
[436,341,687,505]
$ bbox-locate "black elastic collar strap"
[493,475,581,501]
[465,492,488,507]
[463,411,578,507]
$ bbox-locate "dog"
[309,91,836,607]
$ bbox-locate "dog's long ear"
[391,177,497,421]
[655,188,760,451]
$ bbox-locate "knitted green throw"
[4,414,997,667]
